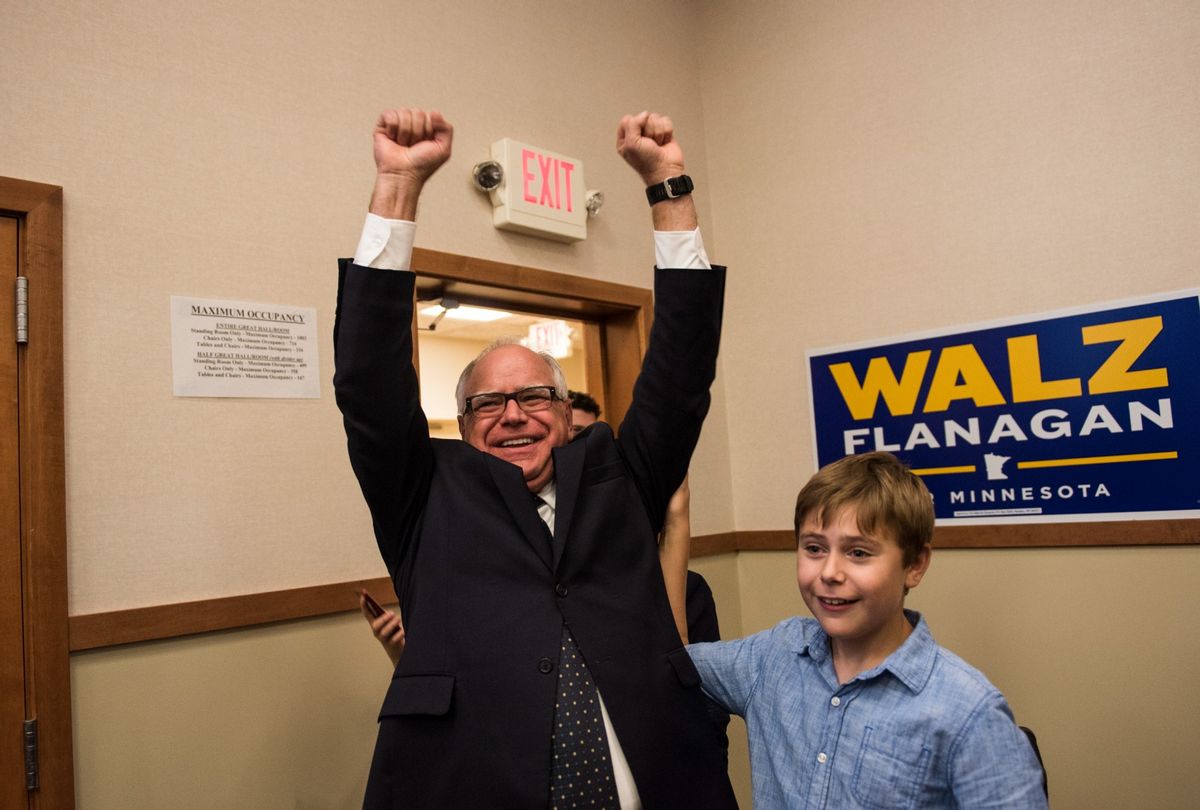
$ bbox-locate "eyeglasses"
[463,386,561,417]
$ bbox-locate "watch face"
[668,175,693,195]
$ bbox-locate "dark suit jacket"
[686,571,732,761]
[334,260,738,809]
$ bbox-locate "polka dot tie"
[549,625,619,809]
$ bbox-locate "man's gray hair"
[455,337,569,414]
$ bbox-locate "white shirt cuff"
[653,228,711,270]
[353,212,416,271]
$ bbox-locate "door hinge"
[23,718,38,790]
[15,275,28,344]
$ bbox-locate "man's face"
[795,506,930,663]
[457,345,572,492]
[570,408,597,439]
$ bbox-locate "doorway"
[0,178,72,809]
[411,246,654,437]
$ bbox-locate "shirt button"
[537,658,554,674]
[817,752,828,764]
[831,696,841,707]
[555,583,568,597]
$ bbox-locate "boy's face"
[796,505,931,659]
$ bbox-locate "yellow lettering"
[923,344,1006,413]
[1007,334,1082,402]
[1083,316,1168,394]
[829,351,931,420]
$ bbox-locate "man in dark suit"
[334,107,737,809]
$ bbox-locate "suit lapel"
[550,439,585,571]
[485,453,553,571]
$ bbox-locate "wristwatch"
[645,174,694,206]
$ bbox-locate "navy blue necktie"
[535,495,619,809]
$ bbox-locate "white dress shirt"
[353,212,711,271]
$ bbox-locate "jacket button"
[537,658,554,674]
[555,583,568,597]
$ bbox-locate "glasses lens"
[467,387,555,416]
[517,388,553,411]
[469,393,505,415]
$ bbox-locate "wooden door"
[0,214,26,807]
[0,178,72,808]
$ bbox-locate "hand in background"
[361,591,406,668]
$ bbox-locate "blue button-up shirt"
[687,611,1047,809]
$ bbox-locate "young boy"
[684,451,1047,809]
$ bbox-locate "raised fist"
[616,111,686,186]
[373,108,454,184]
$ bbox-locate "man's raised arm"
[612,111,723,534]
[334,108,454,576]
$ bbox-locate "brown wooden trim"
[932,519,1198,548]
[69,577,397,652]
[691,530,792,556]
[582,322,605,410]
[412,247,653,311]
[1,176,74,809]
[0,212,26,810]
[68,518,1197,651]
[687,521,1199,557]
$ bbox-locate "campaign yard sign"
[807,291,1200,524]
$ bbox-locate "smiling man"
[333,107,736,810]
[455,344,572,493]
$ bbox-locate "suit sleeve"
[616,265,726,534]
[333,259,432,576]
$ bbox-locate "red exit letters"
[522,148,575,212]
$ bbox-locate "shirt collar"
[536,480,557,512]
[792,609,938,694]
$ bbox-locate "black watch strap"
[645,174,694,206]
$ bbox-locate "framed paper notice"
[171,295,320,398]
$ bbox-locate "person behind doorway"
[568,389,602,438]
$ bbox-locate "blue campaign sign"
[807,291,1200,524]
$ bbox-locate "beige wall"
[72,612,389,808]
[698,2,1200,808]
[4,0,1198,807]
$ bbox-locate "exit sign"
[487,138,587,242]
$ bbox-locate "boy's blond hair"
[794,452,934,565]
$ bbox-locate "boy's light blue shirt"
[687,610,1047,809]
